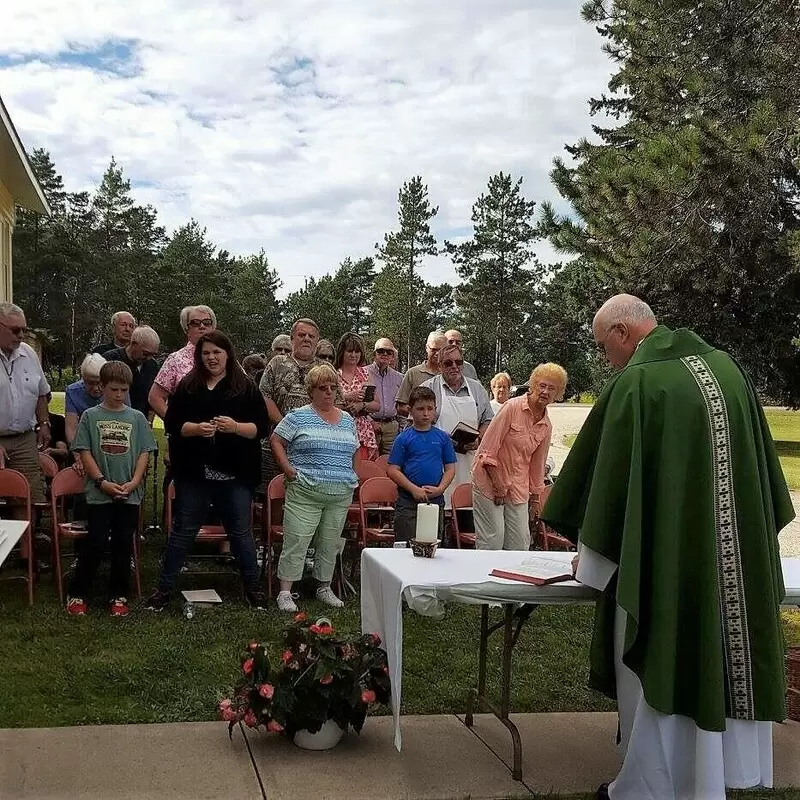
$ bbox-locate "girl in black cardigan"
[145,331,270,611]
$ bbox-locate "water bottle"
[183,602,195,620]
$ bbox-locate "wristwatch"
[94,476,106,488]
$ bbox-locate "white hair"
[426,330,446,347]
[111,311,136,326]
[179,305,217,332]
[0,302,24,320]
[80,353,106,379]
[131,325,160,349]
[595,294,656,328]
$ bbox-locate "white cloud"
[2,0,613,295]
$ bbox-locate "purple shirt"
[366,362,404,421]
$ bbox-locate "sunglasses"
[188,318,214,329]
[442,359,463,368]
[0,321,28,336]
[318,353,335,361]
[375,348,393,356]
[274,347,292,354]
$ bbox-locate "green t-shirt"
[72,404,157,505]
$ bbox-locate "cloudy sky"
[1,0,612,295]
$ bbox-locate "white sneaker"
[276,591,298,613]
[316,586,344,608]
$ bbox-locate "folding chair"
[530,485,575,551]
[358,477,397,553]
[0,468,34,605]
[262,474,285,597]
[50,468,143,600]
[450,482,476,548]
[375,454,390,474]
[36,452,59,534]
[356,460,385,483]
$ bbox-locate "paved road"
[547,405,800,557]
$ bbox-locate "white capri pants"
[473,486,530,551]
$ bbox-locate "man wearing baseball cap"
[366,337,404,456]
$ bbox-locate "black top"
[92,341,119,355]
[49,412,67,446]
[164,377,270,488]
[103,347,160,416]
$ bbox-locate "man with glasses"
[543,294,794,800]
[396,331,448,421]
[0,302,51,558]
[443,329,478,379]
[422,343,493,509]
[104,326,161,419]
[366,337,404,456]
[148,306,216,420]
[92,311,137,355]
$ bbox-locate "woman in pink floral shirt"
[148,305,217,419]
[335,333,380,460]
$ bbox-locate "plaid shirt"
[259,354,344,417]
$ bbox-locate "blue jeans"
[158,478,259,594]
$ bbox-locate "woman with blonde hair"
[270,362,359,612]
[472,362,567,550]
[489,371,512,413]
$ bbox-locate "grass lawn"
[563,408,800,491]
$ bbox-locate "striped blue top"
[274,405,359,494]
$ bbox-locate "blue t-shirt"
[65,380,103,418]
[274,406,358,494]
[388,426,457,503]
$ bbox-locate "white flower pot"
[293,719,346,750]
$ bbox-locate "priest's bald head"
[593,294,657,369]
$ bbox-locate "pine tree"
[376,177,438,366]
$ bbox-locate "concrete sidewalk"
[1,714,799,799]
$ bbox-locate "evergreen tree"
[376,177,438,366]
[540,0,800,401]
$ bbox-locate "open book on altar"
[490,555,574,586]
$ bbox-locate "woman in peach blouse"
[471,362,567,550]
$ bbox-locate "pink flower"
[242,658,254,675]
[259,683,275,700]
[361,689,376,704]
[221,707,238,722]
[310,623,333,635]
[243,711,258,728]
[248,641,259,651]
[293,612,308,622]
[369,633,382,646]
[267,720,284,733]
[218,698,232,711]
[281,650,293,665]
[320,674,333,685]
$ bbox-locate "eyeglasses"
[534,382,558,394]
[442,359,463,368]
[375,348,393,356]
[274,347,291,355]
[595,324,619,350]
[314,383,336,393]
[0,321,28,336]
[188,318,214,329]
[318,353,335,361]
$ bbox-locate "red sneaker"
[109,598,129,617]
[66,597,87,616]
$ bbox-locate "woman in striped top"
[270,362,359,612]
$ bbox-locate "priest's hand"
[571,554,579,576]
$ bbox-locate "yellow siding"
[0,180,14,303]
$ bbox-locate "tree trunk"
[406,241,415,368]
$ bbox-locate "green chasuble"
[542,326,794,731]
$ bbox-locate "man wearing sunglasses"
[104,326,161,419]
[366,337,404,456]
[421,343,493,510]
[542,294,794,800]
[0,302,51,558]
[443,328,478,380]
[92,311,137,356]
[149,306,216,421]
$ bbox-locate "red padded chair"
[531,485,575,551]
[358,477,397,550]
[263,474,285,597]
[0,468,34,605]
[450,482,476,548]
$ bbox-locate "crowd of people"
[0,300,562,615]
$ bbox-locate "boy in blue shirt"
[387,386,457,542]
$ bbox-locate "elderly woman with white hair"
[148,305,216,420]
[489,371,512,414]
[65,353,108,445]
[472,362,567,550]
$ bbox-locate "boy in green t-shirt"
[66,361,157,617]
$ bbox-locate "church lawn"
[564,408,800,490]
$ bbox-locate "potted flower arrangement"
[219,613,391,749]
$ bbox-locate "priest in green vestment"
[542,294,794,800]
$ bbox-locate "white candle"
[415,503,439,543]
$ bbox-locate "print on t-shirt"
[97,420,132,455]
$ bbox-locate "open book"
[490,555,574,586]
[450,421,480,448]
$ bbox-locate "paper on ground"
[181,589,223,603]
